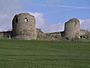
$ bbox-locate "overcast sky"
[0,0,90,32]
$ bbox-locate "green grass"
[0,39,90,68]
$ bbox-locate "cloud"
[46,0,90,9]
[80,19,90,31]
[29,12,90,33]
[29,12,47,28]
[0,1,64,33]
[57,5,90,9]
[2,0,89,33]
[43,23,64,33]
[0,0,23,31]
[30,3,90,9]
[30,12,64,33]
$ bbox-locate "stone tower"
[12,13,37,40]
[64,18,80,40]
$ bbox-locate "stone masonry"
[0,13,89,40]
[64,18,80,40]
[12,13,37,40]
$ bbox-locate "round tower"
[64,18,80,40]
[12,13,37,40]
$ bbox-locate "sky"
[0,0,90,32]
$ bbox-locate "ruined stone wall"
[80,29,90,39]
[45,32,61,40]
[0,31,11,38]
[36,28,45,40]
[64,18,80,40]
[12,13,37,40]
[36,28,62,40]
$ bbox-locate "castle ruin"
[0,13,90,40]
[12,13,37,40]
[64,18,80,40]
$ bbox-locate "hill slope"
[0,40,90,68]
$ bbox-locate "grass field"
[0,39,90,68]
